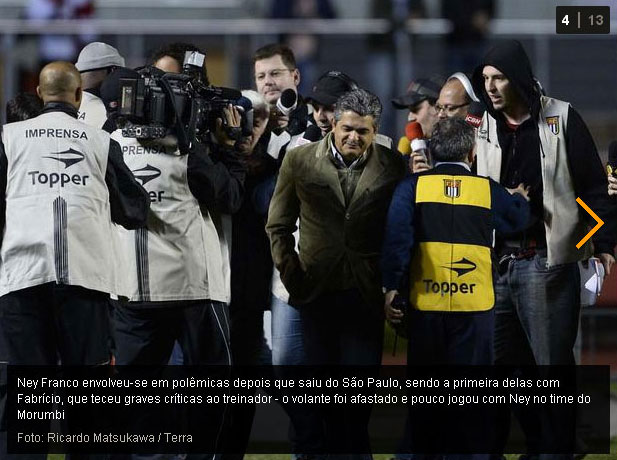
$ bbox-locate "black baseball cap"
[391,76,444,109]
[307,71,358,106]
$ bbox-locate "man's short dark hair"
[253,43,297,69]
[334,88,382,129]
[6,92,43,123]
[150,42,210,85]
[430,118,475,163]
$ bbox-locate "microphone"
[406,122,427,155]
[397,136,411,155]
[465,101,485,129]
[607,141,617,176]
[276,88,298,116]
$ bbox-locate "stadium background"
[0,1,615,454]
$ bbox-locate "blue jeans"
[271,295,305,365]
[494,253,579,460]
[271,296,314,458]
[494,253,580,366]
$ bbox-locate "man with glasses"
[436,72,479,120]
[250,43,316,457]
[254,43,302,131]
[75,42,125,128]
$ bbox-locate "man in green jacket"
[266,88,406,457]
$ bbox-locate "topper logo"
[132,164,161,186]
[442,258,477,277]
[43,148,85,168]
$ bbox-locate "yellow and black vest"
[409,168,494,312]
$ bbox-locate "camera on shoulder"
[115,51,252,153]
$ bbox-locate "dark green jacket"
[266,132,406,311]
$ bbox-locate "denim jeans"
[271,295,314,458]
[271,295,305,366]
[494,253,579,460]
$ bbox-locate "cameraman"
[100,64,245,454]
[100,65,243,363]
[151,42,210,85]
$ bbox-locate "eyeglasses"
[435,102,470,114]
[255,68,295,82]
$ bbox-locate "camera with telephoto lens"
[116,51,252,153]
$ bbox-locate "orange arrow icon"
[576,197,604,249]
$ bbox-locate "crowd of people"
[0,36,615,460]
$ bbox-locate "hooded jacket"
[471,40,614,260]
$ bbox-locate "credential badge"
[546,116,559,135]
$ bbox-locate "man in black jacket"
[472,40,615,459]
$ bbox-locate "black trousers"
[0,283,111,366]
[112,300,231,367]
[112,300,232,460]
[300,289,384,456]
[0,282,112,460]
[402,309,497,460]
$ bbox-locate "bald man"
[0,60,148,370]
[410,73,479,173]
[436,73,479,120]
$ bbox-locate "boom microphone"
[276,88,298,116]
